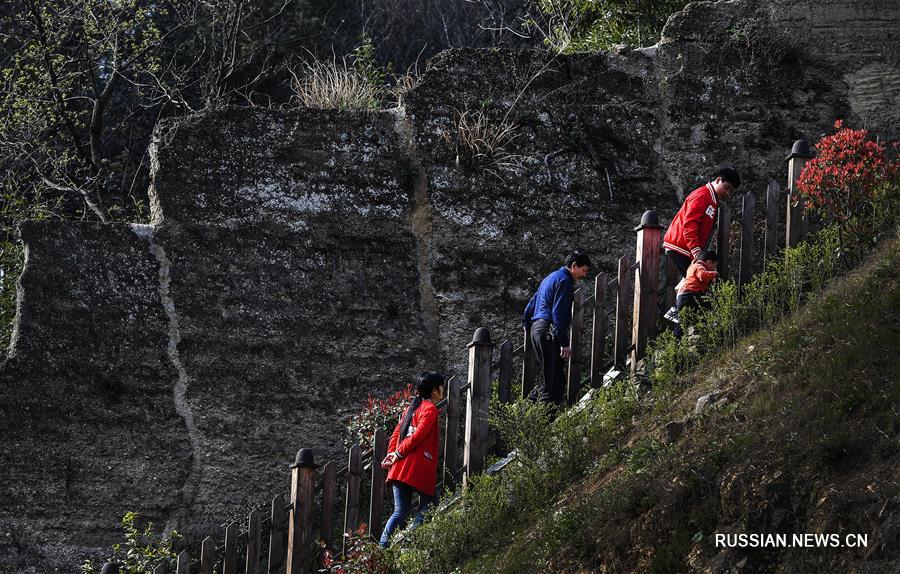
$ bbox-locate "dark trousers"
[530,320,565,403]
[674,292,701,338]
[666,250,692,278]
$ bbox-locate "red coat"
[386,400,440,496]
[663,183,719,260]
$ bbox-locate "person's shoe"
[664,306,680,324]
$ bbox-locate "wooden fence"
[130,140,816,574]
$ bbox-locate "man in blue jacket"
[523,250,592,404]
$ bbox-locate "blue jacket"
[523,266,574,347]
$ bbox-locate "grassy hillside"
[397,237,900,573]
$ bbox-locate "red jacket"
[386,400,440,496]
[663,183,719,260]
[680,260,718,294]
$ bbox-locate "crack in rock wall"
[1,0,897,570]
[131,224,206,534]
[393,108,442,365]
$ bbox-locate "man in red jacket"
[663,166,741,275]
[662,167,740,321]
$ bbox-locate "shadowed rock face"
[1,0,896,570]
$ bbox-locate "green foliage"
[490,399,555,462]
[1,0,166,223]
[534,0,690,52]
[646,330,699,391]
[624,436,669,475]
[81,512,180,574]
[351,35,391,98]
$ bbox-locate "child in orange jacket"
[673,250,718,338]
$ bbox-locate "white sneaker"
[664,306,680,324]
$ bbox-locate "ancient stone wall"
[1,0,896,570]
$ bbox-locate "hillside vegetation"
[395,236,900,573]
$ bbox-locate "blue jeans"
[379,482,436,547]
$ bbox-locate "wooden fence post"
[786,139,814,248]
[223,522,238,574]
[246,509,261,574]
[464,327,493,484]
[200,536,215,574]
[343,445,362,553]
[765,179,780,265]
[613,255,632,368]
[175,551,189,574]
[321,461,336,551]
[566,288,585,404]
[369,429,388,539]
[498,340,513,404]
[521,327,536,399]
[738,191,756,293]
[442,375,462,492]
[717,203,731,281]
[590,273,608,388]
[287,449,316,574]
[631,210,662,369]
[267,493,288,573]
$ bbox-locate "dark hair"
[565,249,592,269]
[716,166,741,188]
[700,250,718,262]
[398,371,445,441]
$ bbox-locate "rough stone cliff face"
[1,0,896,570]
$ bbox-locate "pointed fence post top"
[291,448,316,469]
[468,327,493,348]
[634,209,663,231]
[786,139,815,161]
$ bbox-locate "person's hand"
[381,452,398,469]
[560,346,572,359]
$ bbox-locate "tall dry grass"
[289,57,382,111]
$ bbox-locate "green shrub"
[81,512,180,574]
[533,0,691,52]
[490,399,554,462]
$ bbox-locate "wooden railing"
[131,139,817,574]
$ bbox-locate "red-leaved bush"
[344,384,414,449]
[320,523,391,574]
[796,120,899,232]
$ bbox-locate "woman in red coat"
[378,372,445,547]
